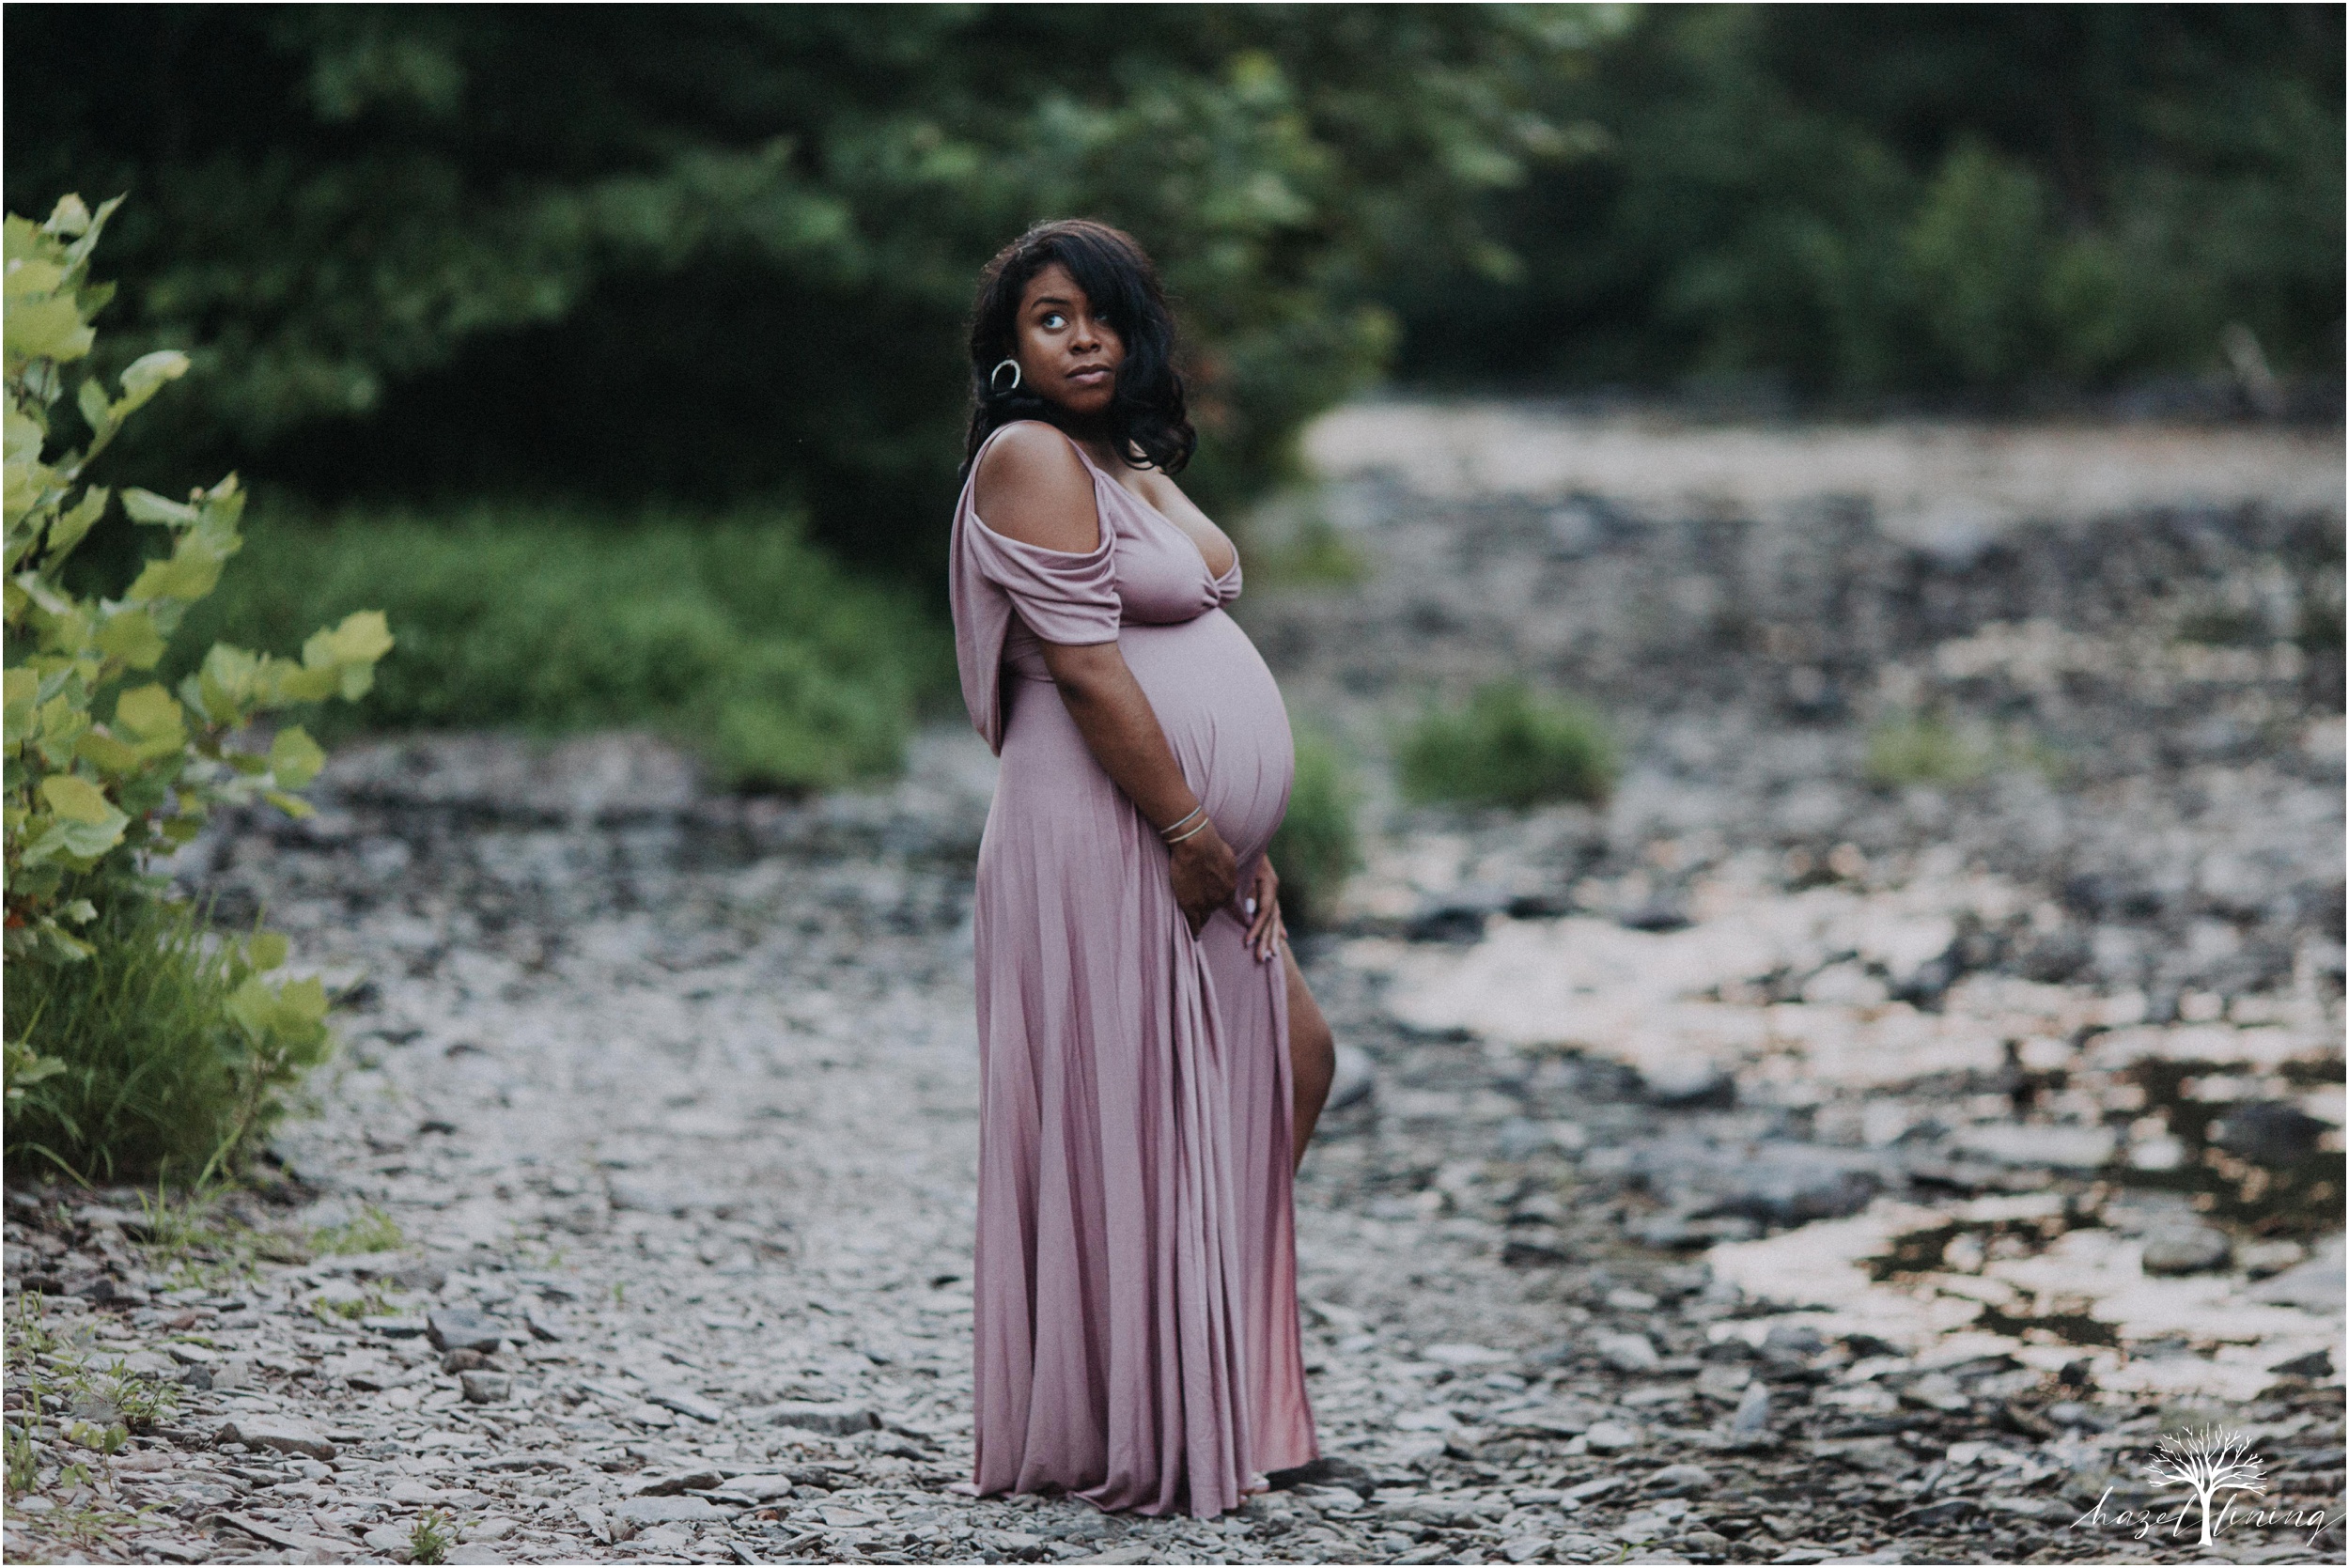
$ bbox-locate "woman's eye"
[1040,312,1066,329]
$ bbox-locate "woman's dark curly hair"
[961,218,1195,480]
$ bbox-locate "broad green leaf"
[119,488,198,526]
[25,810,126,862]
[5,293,94,364]
[267,724,325,788]
[3,256,65,299]
[76,378,112,439]
[127,539,226,601]
[93,604,165,669]
[263,788,316,819]
[112,682,184,740]
[303,610,396,669]
[39,771,116,823]
[268,662,342,703]
[247,931,289,971]
[43,486,109,563]
[117,350,190,403]
[72,730,146,774]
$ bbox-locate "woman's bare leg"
[1283,942,1336,1173]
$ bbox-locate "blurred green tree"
[3,4,1609,582]
[1386,3,2343,401]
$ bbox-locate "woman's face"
[1010,261,1124,420]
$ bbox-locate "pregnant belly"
[1117,610,1295,864]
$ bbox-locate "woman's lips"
[1066,365,1112,385]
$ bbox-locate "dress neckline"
[1064,437,1239,585]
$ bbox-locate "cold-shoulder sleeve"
[948,474,1120,754]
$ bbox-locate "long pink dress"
[950,421,1320,1518]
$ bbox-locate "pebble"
[2140,1224,2233,1275]
[213,1415,337,1460]
[8,416,2343,1566]
[1594,1331,1661,1374]
[426,1306,510,1353]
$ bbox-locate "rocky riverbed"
[4,409,2343,1566]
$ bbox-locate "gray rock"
[1328,1043,1377,1110]
[1728,1382,1771,1435]
[645,1386,723,1422]
[1595,1331,1661,1374]
[1645,1464,1714,1496]
[2210,1102,2330,1166]
[523,1302,569,1342]
[362,1314,428,1338]
[2249,1236,2347,1312]
[459,1371,512,1404]
[741,1399,877,1435]
[631,1470,725,1498]
[1640,1059,1735,1110]
[1584,1420,1642,1453]
[612,1495,723,1527]
[214,1416,336,1460]
[2139,1225,2231,1276]
[426,1307,509,1354]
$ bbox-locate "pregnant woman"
[949,219,1337,1518]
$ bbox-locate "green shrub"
[4,193,381,1176]
[1396,680,1617,809]
[4,893,329,1186]
[1270,729,1362,931]
[170,503,951,791]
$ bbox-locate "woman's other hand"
[1169,821,1237,938]
[1241,856,1283,961]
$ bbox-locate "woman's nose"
[1070,318,1099,350]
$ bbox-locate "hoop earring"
[989,358,1022,395]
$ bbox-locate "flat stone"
[214,1415,336,1460]
[524,1302,569,1342]
[362,1314,428,1338]
[632,1469,725,1497]
[2140,1225,2231,1275]
[1728,1382,1772,1435]
[426,1307,509,1353]
[1646,1464,1714,1495]
[645,1386,723,1422]
[612,1495,723,1527]
[741,1399,877,1435]
[459,1371,512,1404]
[1595,1331,1661,1373]
[1585,1420,1643,1453]
[361,1525,411,1554]
[1898,1373,1969,1413]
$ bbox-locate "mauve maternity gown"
[949,422,1320,1518]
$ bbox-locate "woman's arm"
[976,426,1237,936]
[1037,640,1237,935]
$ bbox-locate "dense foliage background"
[8,5,2338,592]
[1386,5,2344,404]
[3,3,1596,586]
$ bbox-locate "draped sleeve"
[948,435,1121,754]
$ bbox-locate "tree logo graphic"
[2143,1425,2270,1546]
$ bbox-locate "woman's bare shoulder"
[972,422,1100,554]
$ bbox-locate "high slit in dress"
[949,421,1320,1518]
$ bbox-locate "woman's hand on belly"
[1167,826,1238,939]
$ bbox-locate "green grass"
[1864,714,1995,786]
[311,1203,405,1255]
[4,896,299,1187]
[1863,712,2066,788]
[168,498,954,791]
[1396,680,1617,810]
[1269,729,1363,930]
